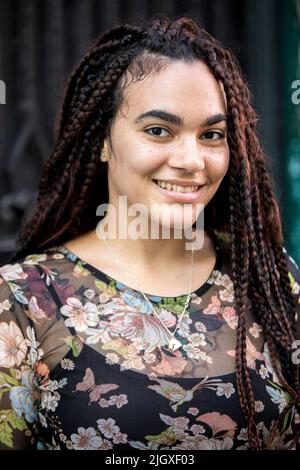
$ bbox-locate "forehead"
[118,60,227,122]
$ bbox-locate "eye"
[145,127,170,137]
[201,131,225,141]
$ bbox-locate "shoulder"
[212,233,300,328]
[0,248,72,369]
[0,250,60,312]
[0,248,73,339]
[0,247,72,289]
[0,249,67,282]
[213,230,300,299]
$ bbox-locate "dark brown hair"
[10,14,299,449]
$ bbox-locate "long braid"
[195,32,299,446]
[229,169,260,447]
[247,143,294,340]
[33,30,143,214]
[201,46,264,447]
[229,118,262,448]
[13,42,141,257]
[244,126,297,385]
[225,97,260,446]
[56,24,143,139]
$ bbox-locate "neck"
[96,213,204,272]
[66,217,217,297]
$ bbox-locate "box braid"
[13,26,145,259]
[9,14,299,449]
[205,39,300,447]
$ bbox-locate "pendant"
[168,337,182,352]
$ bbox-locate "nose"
[167,138,206,172]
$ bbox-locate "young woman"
[0,15,299,451]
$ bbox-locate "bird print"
[147,375,223,412]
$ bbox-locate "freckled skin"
[103,60,230,231]
[65,60,230,295]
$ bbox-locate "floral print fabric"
[0,231,299,450]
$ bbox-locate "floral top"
[0,230,299,451]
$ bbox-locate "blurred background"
[0,0,299,265]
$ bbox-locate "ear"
[102,137,110,154]
[102,135,114,158]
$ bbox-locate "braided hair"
[9,14,299,449]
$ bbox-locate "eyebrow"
[134,109,228,127]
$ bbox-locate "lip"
[153,180,206,202]
[153,179,204,187]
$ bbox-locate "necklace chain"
[98,222,195,352]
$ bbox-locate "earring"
[100,152,107,162]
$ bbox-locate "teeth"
[155,180,199,193]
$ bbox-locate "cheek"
[206,147,230,182]
[127,144,166,176]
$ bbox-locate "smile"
[152,179,206,203]
[153,180,200,193]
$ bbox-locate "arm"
[280,249,300,449]
[0,276,41,450]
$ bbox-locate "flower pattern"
[0,321,27,368]
[0,231,299,450]
[70,427,103,450]
[9,369,39,423]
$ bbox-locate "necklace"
[98,222,195,353]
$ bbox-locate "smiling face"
[102,58,230,234]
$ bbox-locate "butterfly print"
[25,296,50,323]
[73,367,119,404]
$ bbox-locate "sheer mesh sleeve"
[280,249,300,449]
[0,272,43,449]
